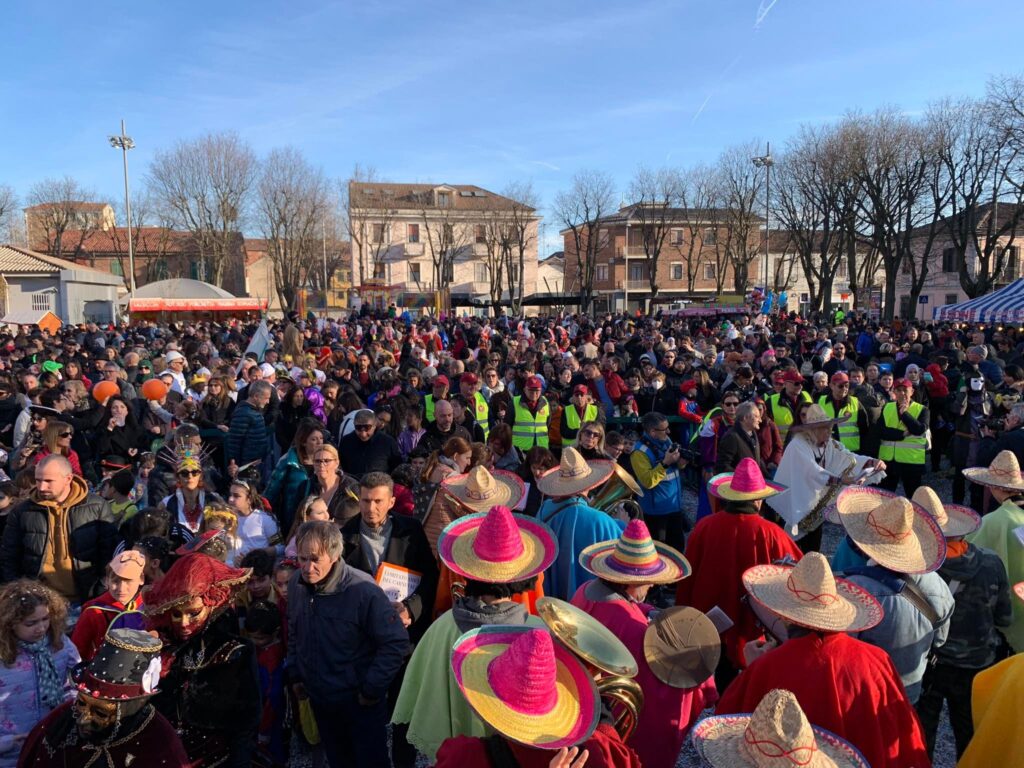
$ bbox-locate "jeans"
[311,694,390,768]
[916,662,982,760]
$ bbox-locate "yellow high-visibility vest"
[472,391,490,441]
[562,403,599,448]
[766,391,811,442]
[878,401,926,464]
[818,396,862,451]
[512,395,550,450]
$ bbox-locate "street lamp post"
[751,142,773,293]
[108,120,136,297]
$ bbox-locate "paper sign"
[375,562,422,603]
[705,605,735,634]
[1014,526,1024,548]
[514,483,530,512]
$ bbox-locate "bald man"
[419,399,473,455]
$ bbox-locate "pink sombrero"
[438,504,558,584]
[579,518,691,585]
[709,457,786,501]
[451,626,600,750]
[692,688,870,768]
[743,552,883,634]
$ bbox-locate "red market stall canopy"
[123,278,267,318]
[128,297,267,312]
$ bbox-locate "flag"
[241,320,272,364]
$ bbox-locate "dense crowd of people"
[0,306,1022,768]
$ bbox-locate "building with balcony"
[348,182,539,311]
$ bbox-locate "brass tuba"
[536,597,645,741]
[590,462,644,513]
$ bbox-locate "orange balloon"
[92,381,120,403]
[141,379,169,401]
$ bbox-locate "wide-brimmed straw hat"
[962,450,1024,492]
[442,466,525,512]
[579,518,691,585]
[536,447,615,498]
[692,688,870,768]
[835,487,946,574]
[789,403,850,433]
[912,486,981,539]
[709,457,786,501]
[451,626,600,750]
[438,504,557,584]
[644,606,721,689]
[742,552,882,633]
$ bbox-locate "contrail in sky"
[755,0,780,28]
[691,94,713,124]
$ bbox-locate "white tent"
[933,278,1024,324]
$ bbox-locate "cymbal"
[536,596,638,678]
[643,606,721,689]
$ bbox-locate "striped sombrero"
[579,518,690,585]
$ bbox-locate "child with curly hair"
[0,580,79,766]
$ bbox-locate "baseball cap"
[433,375,450,388]
[164,351,184,363]
[781,370,804,384]
[830,372,850,384]
[525,375,543,390]
[461,373,479,386]
[894,378,914,389]
[572,384,589,396]
[108,550,145,581]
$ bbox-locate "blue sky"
[4,0,1023,254]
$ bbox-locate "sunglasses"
[177,469,202,478]
[58,431,72,438]
[313,458,337,464]
[579,429,602,438]
[30,414,45,421]
[355,424,374,432]
[723,401,740,407]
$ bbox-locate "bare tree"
[705,207,731,295]
[420,202,472,310]
[929,95,1024,298]
[482,213,510,314]
[103,191,179,289]
[843,110,943,319]
[715,143,764,293]
[674,165,717,293]
[627,167,682,310]
[345,166,398,286]
[554,170,615,315]
[147,132,257,286]
[26,176,102,259]
[0,185,19,244]
[502,181,539,315]
[257,148,330,312]
[774,125,859,313]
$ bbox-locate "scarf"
[946,540,969,559]
[20,637,64,710]
[639,432,671,466]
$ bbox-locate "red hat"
[461,373,479,386]
[525,375,543,390]
[572,384,589,396]
[781,370,804,384]
[433,375,450,388]
[830,372,850,384]
[680,379,697,392]
[894,378,914,389]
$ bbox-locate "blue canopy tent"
[933,278,1024,324]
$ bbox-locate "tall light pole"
[108,120,136,296]
[752,142,773,292]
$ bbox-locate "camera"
[982,418,1006,433]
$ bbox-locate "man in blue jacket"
[287,520,409,768]
[225,380,272,471]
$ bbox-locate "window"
[945,293,959,305]
[628,263,645,282]
[669,229,684,246]
[110,260,123,276]
[703,262,717,280]
[437,192,451,208]
[407,224,420,244]
[474,263,488,283]
[899,295,912,318]
[596,264,609,282]
[475,225,487,244]
[1000,246,1020,282]
[942,247,959,273]
[670,262,683,281]
[371,223,386,243]
[703,228,717,246]
[30,290,55,312]
[373,263,386,280]
[410,263,421,284]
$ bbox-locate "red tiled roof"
[48,228,198,256]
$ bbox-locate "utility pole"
[108,120,136,296]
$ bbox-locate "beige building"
[348,182,539,312]
[537,251,565,295]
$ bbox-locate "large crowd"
[0,306,1023,768]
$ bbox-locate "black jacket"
[714,425,762,475]
[338,431,403,478]
[341,513,439,643]
[976,424,1024,470]
[0,483,117,602]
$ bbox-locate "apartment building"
[348,182,539,311]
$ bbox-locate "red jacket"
[70,591,144,661]
[755,419,784,466]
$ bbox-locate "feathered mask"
[159,438,213,475]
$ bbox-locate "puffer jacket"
[286,562,409,705]
[0,477,117,602]
[225,401,270,467]
[264,447,311,535]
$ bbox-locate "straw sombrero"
[644,606,721,689]
[789,403,850,433]
[536,447,614,498]
[579,518,691,585]
[835,487,946,574]
[912,486,981,539]
[692,688,870,768]
[962,450,1024,492]
[451,626,600,750]
[708,457,786,501]
[742,552,882,633]
[438,504,557,584]
[442,466,526,512]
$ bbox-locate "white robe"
[767,436,883,539]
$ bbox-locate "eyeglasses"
[579,429,602,439]
[723,401,740,407]
[58,431,72,438]
[30,414,45,421]
[355,424,374,432]
[314,458,337,464]
[177,469,202,478]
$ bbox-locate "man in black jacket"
[715,401,763,475]
[338,409,403,477]
[0,454,117,603]
[341,472,438,768]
